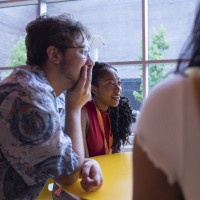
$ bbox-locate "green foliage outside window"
[133,25,170,102]
[6,36,26,67]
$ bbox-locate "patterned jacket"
[0,65,78,200]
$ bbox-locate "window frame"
[0,0,189,99]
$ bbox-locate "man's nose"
[86,55,94,67]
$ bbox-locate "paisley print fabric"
[10,98,54,145]
[0,65,79,200]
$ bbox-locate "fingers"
[80,159,103,192]
[66,65,92,109]
[80,174,103,192]
[74,65,92,102]
[80,178,103,192]
[84,65,93,90]
[76,65,92,91]
[76,65,87,89]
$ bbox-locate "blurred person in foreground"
[0,14,103,200]
[133,2,200,200]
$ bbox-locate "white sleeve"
[135,75,185,185]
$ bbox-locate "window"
[149,0,199,60]
[47,0,142,62]
[0,2,37,68]
[0,0,197,111]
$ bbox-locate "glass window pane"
[148,63,176,91]
[0,4,37,67]
[148,0,199,60]
[113,64,142,111]
[0,68,14,81]
[47,0,142,62]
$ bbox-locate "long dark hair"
[92,62,136,152]
[176,2,200,74]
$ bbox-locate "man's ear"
[91,85,97,96]
[46,46,61,64]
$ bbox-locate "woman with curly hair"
[81,62,135,157]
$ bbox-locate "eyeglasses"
[81,46,91,58]
[67,46,91,58]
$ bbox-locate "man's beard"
[59,60,80,89]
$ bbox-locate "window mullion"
[38,0,47,16]
[142,0,149,99]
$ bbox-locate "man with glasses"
[0,14,103,200]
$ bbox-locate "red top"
[84,100,110,157]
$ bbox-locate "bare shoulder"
[81,106,90,157]
[133,138,183,200]
[81,106,89,137]
[149,75,187,98]
[81,106,89,122]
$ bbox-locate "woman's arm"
[133,138,183,200]
[81,106,89,158]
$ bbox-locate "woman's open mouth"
[112,96,120,101]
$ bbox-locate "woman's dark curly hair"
[25,14,90,66]
[92,62,136,152]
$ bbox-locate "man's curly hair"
[25,14,90,66]
[92,62,136,152]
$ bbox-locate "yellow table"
[60,152,133,200]
[36,178,54,200]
